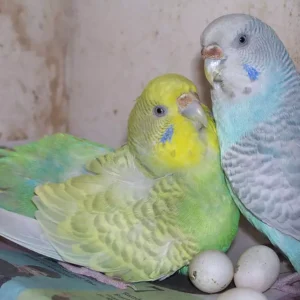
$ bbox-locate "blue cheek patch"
[160,125,174,144]
[243,64,260,81]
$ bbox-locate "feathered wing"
[222,101,300,241]
[0,133,112,218]
[0,208,62,260]
[32,145,196,282]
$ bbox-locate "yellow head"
[127,73,218,177]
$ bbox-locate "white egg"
[188,250,234,293]
[217,287,268,300]
[234,245,280,292]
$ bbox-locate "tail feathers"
[0,133,113,218]
[0,208,63,261]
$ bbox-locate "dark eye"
[238,34,247,45]
[153,105,167,117]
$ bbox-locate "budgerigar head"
[200,14,299,151]
[127,73,218,177]
[201,13,297,99]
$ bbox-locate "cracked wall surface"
[1,0,300,148]
[0,0,72,142]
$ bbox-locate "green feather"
[0,133,112,217]
[33,144,239,282]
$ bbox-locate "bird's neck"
[212,64,300,154]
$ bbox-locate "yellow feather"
[153,115,205,171]
[127,73,220,173]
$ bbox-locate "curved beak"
[204,58,223,86]
[177,92,208,129]
[201,44,225,86]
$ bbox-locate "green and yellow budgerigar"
[0,74,239,288]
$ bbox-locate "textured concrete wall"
[1,0,299,147]
[0,0,72,142]
[68,0,300,148]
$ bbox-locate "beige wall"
[0,0,72,142]
[68,0,300,147]
[1,0,300,148]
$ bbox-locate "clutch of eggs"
[188,245,280,294]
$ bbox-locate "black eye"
[153,105,167,117]
[238,34,247,45]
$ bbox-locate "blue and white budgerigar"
[201,13,300,295]
[0,74,240,289]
